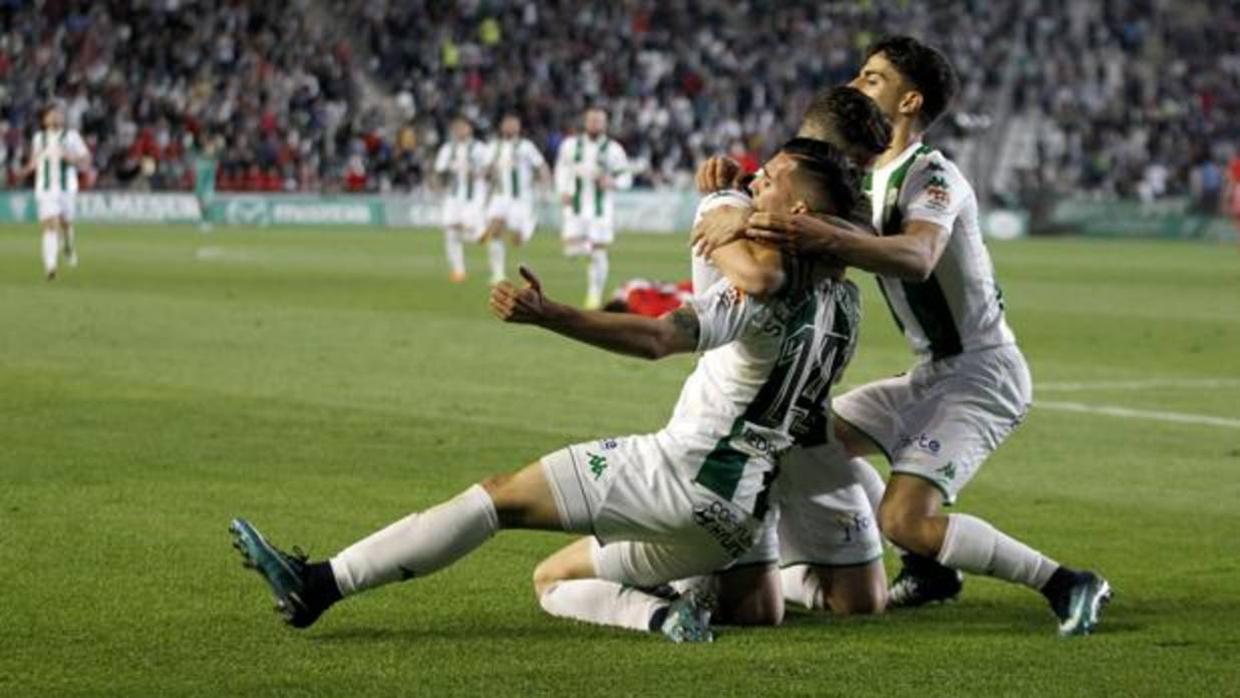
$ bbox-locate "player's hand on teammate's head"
[489,265,549,324]
[691,205,751,258]
[696,156,743,194]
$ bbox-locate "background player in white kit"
[554,107,631,309]
[229,140,865,643]
[17,103,90,280]
[698,37,1110,636]
[482,114,550,284]
[434,116,491,283]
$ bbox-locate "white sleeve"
[554,137,575,195]
[433,144,451,173]
[685,277,759,352]
[900,155,968,230]
[66,131,90,160]
[523,140,547,170]
[608,141,632,190]
[690,190,754,294]
[473,142,491,173]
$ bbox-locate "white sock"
[847,458,885,518]
[63,225,76,257]
[539,579,669,633]
[487,239,506,282]
[42,230,59,273]
[937,513,1058,590]
[444,228,465,275]
[329,484,499,597]
[587,248,609,299]
[780,565,824,610]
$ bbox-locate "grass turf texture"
[2,223,1239,696]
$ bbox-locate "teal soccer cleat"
[229,518,324,629]
[1055,572,1113,637]
[660,590,716,643]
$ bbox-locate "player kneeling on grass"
[230,139,865,642]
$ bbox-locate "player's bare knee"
[531,559,562,598]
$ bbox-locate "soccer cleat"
[1053,572,1112,637]
[450,270,467,283]
[229,518,324,629]
[660,590,715,643]
[65,251,78,268]
[888,554,964,608]
[46,269,57,281]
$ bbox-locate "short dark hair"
[866,35,958,128]
[799,85,892,165]
[779,137,865,223]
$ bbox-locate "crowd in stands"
[0,0,1235,207]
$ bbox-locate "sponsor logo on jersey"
[692,501,753,558]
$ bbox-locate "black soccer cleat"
[229,518,327,629]
[888,553,964,608]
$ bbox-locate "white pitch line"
[1038,378,1240,393]
[1036,400,1240,429]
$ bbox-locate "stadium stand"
[1,0,1236,210]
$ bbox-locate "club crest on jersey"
[923,174,952,211]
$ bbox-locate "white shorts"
[485,196,536,242]
[772,444,883,567]
[833,344,1032,504]
[561,210,614,247]
[540,434,763,586]
[442,198,486,241]
[36,192,75,222]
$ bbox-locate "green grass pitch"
[2,223,1239,696]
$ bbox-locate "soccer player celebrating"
[554,107,631,309]
[697,37,1111,636]
[230,139,864,642]
[482,114,550,284]
[433,116,491,282]
[682,86,893,624]
[17,103,91,280]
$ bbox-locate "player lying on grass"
[230,138,866,642]
[692,36,1111,636]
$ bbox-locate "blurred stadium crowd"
[0,0,1236,207]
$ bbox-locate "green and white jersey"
[489,137,546,201]
[31,129,89,195]
[434,138,490,202]
[866,141,1015,360]
[554,134,631,219]
[662,263,861,517]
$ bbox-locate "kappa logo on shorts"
[936,462,957,481]
[586,452,608,480]
[692,501,753,558]
[899,432,942,455]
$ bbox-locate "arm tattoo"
[668,306,701,345]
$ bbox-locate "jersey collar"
[874,140,925,177]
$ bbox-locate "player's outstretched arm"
[490,266,699,360]
[747,213,946,281]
